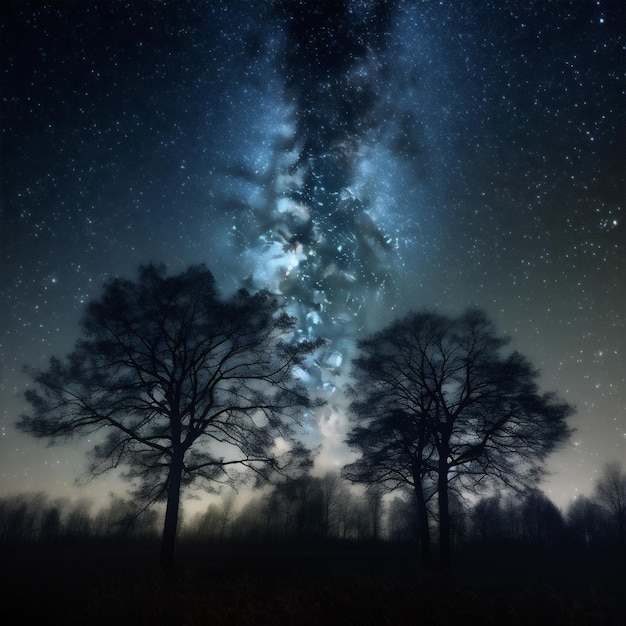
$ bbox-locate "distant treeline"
[0,492,160,545]
[2,466,624,552]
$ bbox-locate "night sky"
[1,1,624,512]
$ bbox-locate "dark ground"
[2,542,625,625]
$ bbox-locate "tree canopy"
[343,308,574,568]
[18,263,322,567]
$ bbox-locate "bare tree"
[217,491,237,540]
[343,309,573,568]
[365,484,385,542]
[92,495,157,540]
[387,493,418,542]
[566,496,605,548]
[64,498,93,540]
[319,472,345,540]
[0,493,50,544]
[184,503,222,541]
[18,264,322,568]
[470,494,506,546]
[343,404,436,565]
[593,461,626,544]
[519,490,565,550]
[336,487,360,541]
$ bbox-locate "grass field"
[3,543,624,625]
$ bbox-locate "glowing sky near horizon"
[1,1,624,511]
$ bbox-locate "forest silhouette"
[7,263,625,623]
[1,466,625,625]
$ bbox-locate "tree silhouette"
[18,264,321,568]
[519,490,565,550]
[593,461,626,545]
[343,309,573,568]
[319,472,346,540]
[343,402,436,566]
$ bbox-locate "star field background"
[1,0,624,512]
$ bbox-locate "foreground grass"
[3,544,624,625]
[80,569,623,626]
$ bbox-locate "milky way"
[1,1,624,510]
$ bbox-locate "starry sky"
[1,0,624,512]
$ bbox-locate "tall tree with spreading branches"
[343,309,574,568]
[18,264,322,568]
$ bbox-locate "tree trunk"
[412,469,434,569]
[437,457,451,569]
[160,448,184,570]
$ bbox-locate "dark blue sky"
[1,0,624,510]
